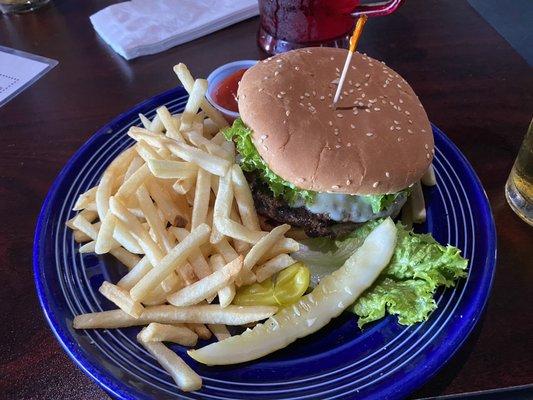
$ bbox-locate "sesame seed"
[312,91,316,96]
[421,129,427,133]
[274,71,279,76]
[299,102,304,107]
[286,110,290,116]
[397,137,403,142]
[394,120,400,124]
[385,172,390,178]
[390,126,395,131]
[343,91,348,96]
[328,121,333,126]
[335,144,341,149]
[408,129,413,134]
[374,107,381,111]
[305,92,310,97]
[263,76,268,80]
[350,124,356,129]
[260,135,267,140]
[364,83,369,87]
[361,93,366,98]
[346,179,352,185]
[365,109,371,113]
[320,95,325,100]
[395,126,401,130]
[426,153,430,159]
[408,120,413,124]
[355,83,361,87]
[399,98,404,104]
[277,94,282,98]
[294,66,300,71]
[276,59,282,63]
[365,73,370,78]
[328,93,333,98]
[347,142,352,147]
[366,132,374,136]
[332,185,340,189]
[297,177,305,182]
[353,110,359,115]
[369,63,374,66]
[337,113,343,118]
[348,80,353,85]
[281,91,286,95]
[397,84,402,88]
[373,181,379,188]
[336,67,340,73]
[349,89,354,93]
[258,88,263,92]
[405,111,410,115]
[330,57,335,61]
[300,95,304,100]
[424,144,429,149]
[351,65,356,70]
[358,101,364,106]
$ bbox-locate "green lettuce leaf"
[224,118,315,205]
[363,191,410,213]
[294,220,468,327]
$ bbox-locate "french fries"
[167,256,243,307]
[137,334,202,392]
[73,305,278,329]
[99,281,144,318]
[410,181,426,223]
[130,224,210,301]
[180,79,208,132]
[209,254,236,308]
[207,324,231,341]
[138,323,197,346]
[255,254,296,283]
[68,62,299,394]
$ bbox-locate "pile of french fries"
[67,63,299,392]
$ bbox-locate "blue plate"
[34,86,496,400]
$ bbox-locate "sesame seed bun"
[237,47,434,195]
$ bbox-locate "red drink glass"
[258,0,404,55]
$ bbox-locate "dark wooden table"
[1,0,532,399]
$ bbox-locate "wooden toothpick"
[333,15,368,106]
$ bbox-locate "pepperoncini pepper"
[233,262,310,307]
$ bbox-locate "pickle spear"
[188,218,397,365]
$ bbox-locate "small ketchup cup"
[206,60,258,123]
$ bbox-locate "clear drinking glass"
[505,117,533,226]
[0,0,50,14]
[257,0,404,55]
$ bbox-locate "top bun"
[237,47,434,195]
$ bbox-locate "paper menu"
[0,46,57,108]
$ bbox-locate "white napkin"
[90,0,259,60]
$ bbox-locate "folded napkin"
[90,0,259,60]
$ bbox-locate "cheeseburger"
[224,47,434,237]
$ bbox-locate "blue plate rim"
[33,86,497,400]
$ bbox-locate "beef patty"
[247,174,358,238]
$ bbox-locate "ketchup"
[212,68,248,113]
